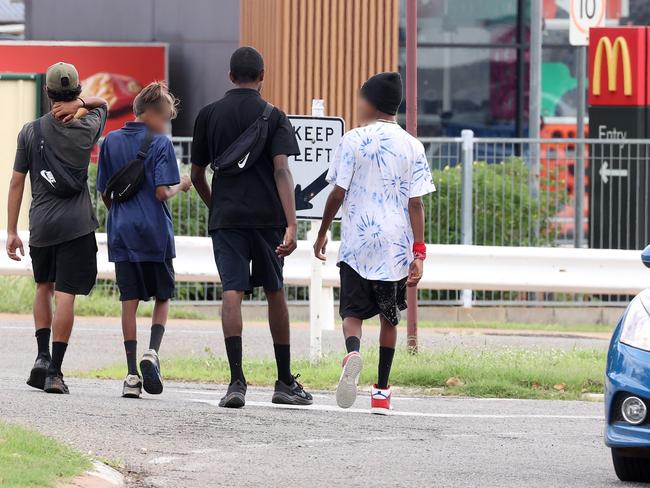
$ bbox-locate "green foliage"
[423,158,566,246]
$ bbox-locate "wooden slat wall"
[240,0,399,127]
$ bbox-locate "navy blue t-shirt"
[97,122,180,263]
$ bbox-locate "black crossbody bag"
[104,132,154,202]
[210,102,274,175]
[32,118,88,198]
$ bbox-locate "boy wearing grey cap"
[6,62,108,394]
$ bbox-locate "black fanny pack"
[104,132,154,202]
[210,102,274,175]
[32,118,88,198]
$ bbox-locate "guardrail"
[2,231,649,295]
[3,231,647,360]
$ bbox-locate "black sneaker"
[26,355,50,390]
[272,374,313,405]
[219,380,247,408]
[44,373,69,394]
[140,349,163,395]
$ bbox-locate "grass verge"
[0,276,206,320]
[78,347,607,400]
[0,421,91,488]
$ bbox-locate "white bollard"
[307,223,323,364]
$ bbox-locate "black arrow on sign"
[295,170,329,210]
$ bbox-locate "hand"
[6,233,25,262]
[52,99,83,123]
[179,175,192,192]
[313,232,328,261]
[406,259,423,287]
[276,225,297,257]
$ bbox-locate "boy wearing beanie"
[313,72,435,414]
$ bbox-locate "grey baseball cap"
[46,62,79,91]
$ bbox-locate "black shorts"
[30,232,98,295]
[211,228,284,294]
[339,262,408,326]
[115,259,175,302]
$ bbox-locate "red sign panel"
[589,27,647,107]
[0,42,167,134]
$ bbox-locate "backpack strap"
[136,132,155,160]
[261,102,274,121]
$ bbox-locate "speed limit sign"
[570,0,607,46]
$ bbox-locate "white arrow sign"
[599,161,629,184]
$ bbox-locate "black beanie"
[360,72,403,116]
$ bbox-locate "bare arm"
[6,171,26,261]
[156,176,192,202]
[273,154,298,257]
[313,185,346,260]
[52,96,108,123]
[191,164,211,207]
[407,196,425,286]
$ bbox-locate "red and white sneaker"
[336,351,363,408]
[371,384,392,415]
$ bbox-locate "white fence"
[3,231,650,295]
[3,231,649,361]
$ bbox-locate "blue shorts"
[211,228,284,294]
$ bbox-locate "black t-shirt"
[191,88,300,231]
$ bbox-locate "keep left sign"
[288,116,345,220]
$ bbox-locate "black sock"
[345,336,361,353]
[35,328,51,358]
[377,346,395,389]
[124,340,138,376]
[48,342,68,376]
[149,324,165,353]
[224,336,245,384]
[273,344,293,385]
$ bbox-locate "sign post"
[570,0,607,249]
[289,101,345,363]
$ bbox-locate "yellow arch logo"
[592,36,633,97]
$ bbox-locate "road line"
[188,398,603,420]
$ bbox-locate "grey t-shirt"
[13,106,107,247]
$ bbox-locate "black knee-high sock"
[224,336,245,384]
[345,336,361,353]
[48,342,68,376]
[149,324,165,352]
[377,346,395,389]
[124,340,138,375]
[35,328,51,358]
[273,344,293,385]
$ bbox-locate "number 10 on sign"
[570,0,607,46]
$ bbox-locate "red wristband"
[413,242,426,260]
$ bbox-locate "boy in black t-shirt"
[191,47,312,408]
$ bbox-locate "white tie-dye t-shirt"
[326,121,436,281]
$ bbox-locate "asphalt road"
[0,314,627,488]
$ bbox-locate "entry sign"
[288,116,345,219]
[570,0,607,46]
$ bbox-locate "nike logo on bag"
[237,153,250,169]
[40,170,56,187]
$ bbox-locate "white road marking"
[149,456,179,465]
[188,398,602,420]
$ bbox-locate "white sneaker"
[140,349,163,395]
[122,374,142,398]
[336,351,363,408]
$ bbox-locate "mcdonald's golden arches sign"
[589,27,647,106]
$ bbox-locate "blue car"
[605,247,650,482]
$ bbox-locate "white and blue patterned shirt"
[326,121,436,281]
